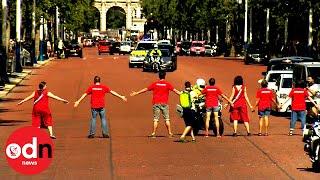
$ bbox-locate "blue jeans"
[89,108,109,135]
[290,110,306,130]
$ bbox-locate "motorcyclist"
[149,44,162,57]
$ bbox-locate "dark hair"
[209,78,215,86]
[159,71,166,79]
[295,80,306,88]
[38,81,46,95]
[39,81,46,90]
[94,76,100,83]
[185,81,191,88]
[233,76,243,86]
[260,79,268,88]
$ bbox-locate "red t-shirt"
[202,86,222,107]
[86,84,111,108]
[256,88,273,111]
[33,89,50,113]
[289,88,309,111]
[147,80,174,104]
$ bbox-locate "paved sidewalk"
[0,58,53,99]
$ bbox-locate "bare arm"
[244,87,253,109]
[307,96,320,110]
[130,88,148,96]
[173,88,181,95]
[110,90,127,102]
[74,93,87,107]
[229,87,235,101]
[48,92,69,103]
[254,98,260,108]
[17,92,35,105]
[221,94,233,106]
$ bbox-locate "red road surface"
[0,47,318,179]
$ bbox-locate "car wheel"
[99,52,101,55]
[129,63,134,68]
[244,59,250,65]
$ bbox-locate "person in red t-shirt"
[18,81,69,139]
[74,76,127,138]
[254,80,277,136]
[130,71,181,138]
[202,78,233,137]
[281,80,320,136]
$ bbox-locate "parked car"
[110,41,121,55]
[190,41,205,56]
[129,40,157,68]
[120,41,132,54]
[204,45,215,56]
[142,49,177,72]
[98,40,112,55]
[244,43,270,65]
[64,41,83,58]
[180,41,191,56]
[83,39,93,47]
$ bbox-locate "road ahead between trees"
[0,47,318,179]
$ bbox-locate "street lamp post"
[15,0,22,72]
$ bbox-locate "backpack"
[180,90,192,108]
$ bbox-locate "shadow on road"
[297,167,320,173]
[0,98,22,103]
[0,119,28,126]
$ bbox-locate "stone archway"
[93,0,146,32]
[106,6,127,29]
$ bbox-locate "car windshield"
[269,64,294,71]
[158,44,171,50]
[100,42,111,46]
[307,67,320,84]
[136,43,155,50]
[268,73,281,82]
[282,78,292,88]
[121,42,130,46]
[192,43,204,47]
[160,50,170,57]
[181,42,191,48]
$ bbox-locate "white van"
[265,70,293,91]
[275,73,293,112]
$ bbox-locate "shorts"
[206,106,220,113]
[153,104,170,121]
[258,109,271,117]
[32,111,53,128]
[230,106,249,122]
[182,108,195,127]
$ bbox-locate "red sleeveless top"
[233,85,246,108]
[33,89,50,113]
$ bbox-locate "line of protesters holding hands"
[18,71,320,141]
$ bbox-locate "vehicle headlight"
[248,54,252,57]
[280,94,288,99]
[265,55,268,58]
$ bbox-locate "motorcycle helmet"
[196,78,206,89]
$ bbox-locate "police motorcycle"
[303,115,320,172]
[143,51,163,73]
[176,79,224,136]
